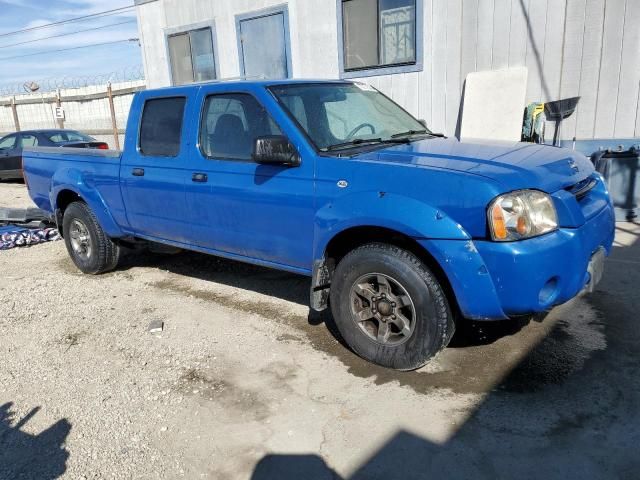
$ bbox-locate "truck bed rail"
[23,146,121,158]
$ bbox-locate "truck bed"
[23,146,123,218]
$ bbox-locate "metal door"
[238,10,290,79]
[120,94,192,243]
[0,134,21,177]
[184,85,315,272]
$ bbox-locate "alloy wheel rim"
[69,219,92,261]
[349,273,416,346]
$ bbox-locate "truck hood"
[365,137,593,193]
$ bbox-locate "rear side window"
[21,134,39,147]
[139,97,186,157]
[46,131,93,143]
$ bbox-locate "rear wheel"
[62,201,120,274]
[330,243,455,370]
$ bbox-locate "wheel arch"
[311,225,461,317]
[50,178,123,239]
[56,187,82,210]
[53,188,83,237]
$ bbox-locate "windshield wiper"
[390,129,446,139]
[324,137,409,152]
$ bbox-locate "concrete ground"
[0,180,638,479]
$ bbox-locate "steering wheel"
[346,123,375,139]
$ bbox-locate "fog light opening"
[539,277,560,307]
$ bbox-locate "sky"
[0,0,142,92]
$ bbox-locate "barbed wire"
[0,65,145,96]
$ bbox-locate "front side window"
[139,97,186,157]
[0,135,17,149]
[342,0,417,71]
[270,83,427,151]
[168,27,216,85]
[200,93,282,161]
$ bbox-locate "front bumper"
[420,197,615,320]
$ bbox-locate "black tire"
[62,201,120,274]
[330,243,455,370]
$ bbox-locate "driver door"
[185,88,315,271]
[0,134,21,178]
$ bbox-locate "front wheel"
[330,243,455,370]
[62,201,120,274]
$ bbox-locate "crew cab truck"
[23,80,615,370]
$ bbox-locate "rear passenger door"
[185,87,315,271]
[120,95,192,243]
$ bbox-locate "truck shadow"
[119,248,534,349]
[447,314,539,348]
[249,224,640,479]
[0,402,71,479]
[119,248,312,307]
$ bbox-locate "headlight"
[488,190,558,241]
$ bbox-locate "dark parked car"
[0,129,108,180]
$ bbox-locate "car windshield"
[269,83,432,152]
[46,131,94,143]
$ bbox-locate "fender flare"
[50,168,124,238]
[310,192,472,310]
[313,191,470,261]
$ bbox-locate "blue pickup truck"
[23,80,615,370]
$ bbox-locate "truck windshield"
[270,83,434,152]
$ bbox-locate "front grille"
[566,176,597,201]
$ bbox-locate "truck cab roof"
[145,78,353,95]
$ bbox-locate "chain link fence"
[0,65,144,97]
[0,67,146,149]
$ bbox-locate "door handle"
[132,168,145,177]
[192,173,208,183]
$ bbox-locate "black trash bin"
[591,147,639,222]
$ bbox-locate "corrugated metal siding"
[137,0,640,140]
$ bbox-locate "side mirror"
[418,119,428,128]
[252,135,300,167]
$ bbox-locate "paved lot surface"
[1,180,638,479]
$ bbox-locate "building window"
[340,0,421,77]
[139,97,186,157]
[167,27,216,85]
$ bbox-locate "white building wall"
[137,0,341,87]
[136,0,640,140]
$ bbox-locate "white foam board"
[459,67,528,142]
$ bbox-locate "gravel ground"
[1,181,639,479]
[0,180,34,209]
